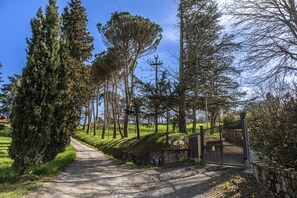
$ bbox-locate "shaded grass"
[218,170,271,198]
[74,129,189,165]
[0,125,76,198]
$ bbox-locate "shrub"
[248,96,297,169]
[223,114,241,129]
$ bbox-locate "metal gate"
[188,134,201,162]
[201,112,250,167]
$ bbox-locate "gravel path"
[23,138,236,198]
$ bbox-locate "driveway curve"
[23,138,231,198]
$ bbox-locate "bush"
[249,96,297,169]
[0,124,5,130]
[223,114,241,129]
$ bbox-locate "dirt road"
[23,138,233,198]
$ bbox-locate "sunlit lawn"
[0,124,76,198]
[83,122,217,140]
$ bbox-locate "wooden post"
[240,112,251,169]
[149,55,163,133]
[219,125,223,166]
[200,125,204,164]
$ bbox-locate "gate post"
[219,125,223,166]
[200,125,204,164]
[240,112,251,169]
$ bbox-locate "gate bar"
[200,125,204,164]
[240,112,251,168]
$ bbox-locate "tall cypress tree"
[43,0,70,161]
[62,0,94,134]
[10,0,70,173]
[9,8,49,173]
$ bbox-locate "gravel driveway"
[23,138,236,198]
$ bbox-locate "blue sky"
[0,0,183,84]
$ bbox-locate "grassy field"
[0,125,76,198]
[84,122,216,140]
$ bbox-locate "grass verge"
[218,171,270,198]
[0,125,76,198]
[74,129,188,165]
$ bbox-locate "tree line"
[80,0,244,140]
[0,0,244,174]
[3,0,297,173]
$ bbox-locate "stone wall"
[252,162,297,198]
[150,149,189,166]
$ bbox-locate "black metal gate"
[189,134,200,161]
[201,112,250,167]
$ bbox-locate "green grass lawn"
[0,125,76,198]
[84,122,215,140]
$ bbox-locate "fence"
[188,112,251,168]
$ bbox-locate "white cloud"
[162,26,179,43]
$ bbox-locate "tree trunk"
[82,105,87,130]
[179,106,187,133]
[123,113,129,137]
[178,0,187,134]
[136,112,140,139]
[112,110,117,139]
[95,89,100,136]
[102,83,107,139]
[93,94,97,136]
[210,112,219,135]
[117,116,124,138]
[86,102,92,134]
[123,63,131,138]
[166,110,169,144]
[192,108,197,134]
[112,77,117,139]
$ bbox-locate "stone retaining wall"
[120,149,189,166]
[252,162,297,198]
[150,149,189,166]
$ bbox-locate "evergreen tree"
[9,8,49,173]
[99,12,162,137]
[0,74,21,118]
[43,0,70,161]
[10,0,70,172]
[62,0,94,135]
[180,0,243,132]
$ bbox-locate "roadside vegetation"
[75,121,224,166]
[0,124,76,198]
[74,126,189,166]
[1,0,297,196]
[218,169,270,198]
